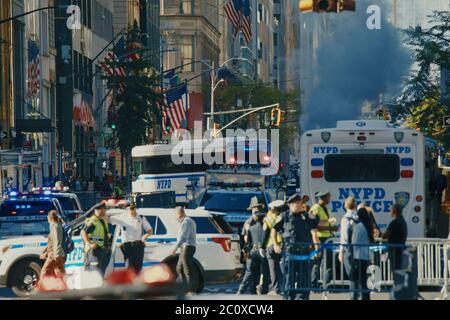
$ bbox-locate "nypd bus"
[132,138,273,203]
[300,120,436,238]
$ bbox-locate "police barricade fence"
[283,239,449,300]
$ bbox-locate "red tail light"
[212,237,231,252]
[401,170,414,178]
[106,268,138,285]
[142,264,175,286]
[311,170,324,178]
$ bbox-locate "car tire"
[9,260,42,298]
[167,257,204,294]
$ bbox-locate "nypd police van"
[0,207,241,297]
[300,120,435,238]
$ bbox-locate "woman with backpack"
[40,211,66,278]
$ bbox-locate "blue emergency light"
[401,158,414,166]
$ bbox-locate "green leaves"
[102,22,164,157]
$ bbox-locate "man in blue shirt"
[172,206,197,293]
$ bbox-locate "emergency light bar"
[102,198,131,208]
[208,181,262,188]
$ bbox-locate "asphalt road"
[1,283,447,300]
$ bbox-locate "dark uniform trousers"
[279,211,319,301]
[283,247,312,300]
[267,246,283,294]
[121,241,145,272]
[238,222,270,295]
[238,248,270,294]
[311,237,333,289]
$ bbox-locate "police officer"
[310,191,338,291]
[81,203,112,277]
[237,209,270,295]
[273,194,319,300]
[262,200,286,296]
[241,197,265,261]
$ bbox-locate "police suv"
[194,168,272,234]
[0,207,241,297]
[0,196,66,238]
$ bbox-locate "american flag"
[100,37,140,95]
[224,0,252,44]
[27,40,40,99]
[241,0,252,43]
[161,84,189,135]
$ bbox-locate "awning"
[0,151,42,166]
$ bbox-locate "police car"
[0,197,65,238]
[0,207,241,297]
[194,168,272,234]
[31,187,84,221]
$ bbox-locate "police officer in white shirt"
[109,203,153,272]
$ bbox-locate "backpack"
[62,224,75,255]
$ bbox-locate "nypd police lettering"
[331,187,394,214]
[313,146,339,154]
[157,179,172,190]
[385,146,411,154]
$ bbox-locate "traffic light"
[165,116,171,133]
[111,123,117,130]
[271,108,283,127]
[299,0,356,13]
[278,110,286,127]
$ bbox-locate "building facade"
[55,0,114,181]
[1,0,58,193]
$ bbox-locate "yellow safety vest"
[263,211,283,247]
[310,203,333,238]
[85,215,109,248]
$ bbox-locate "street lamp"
[207,57,253,132]
[0,5,69,25]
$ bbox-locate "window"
[144,216,168,235]
[258,4,263,23]
[136,154,208,175]
[40,12,49,55]
[180,36,194,72]
[191,217,221,234]
[180,0,193,14]
[200,192,267,213]
[324,154,400,182]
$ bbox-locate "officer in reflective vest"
[310,191,338,291]
[262,200,286,296]
[273,194,319,300]
[81,203,112,277]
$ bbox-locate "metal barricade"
[283,240,450,300]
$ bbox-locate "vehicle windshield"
[200,192,266,212]
[53,196,79,211]
[324,154,400,182]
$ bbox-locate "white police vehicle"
[0,207,241,297]
[193,168,273,235]
[0,197,66,238]
[300,120,437,238]
[30,188,84,221]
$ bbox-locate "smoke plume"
[301,0,412,130]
